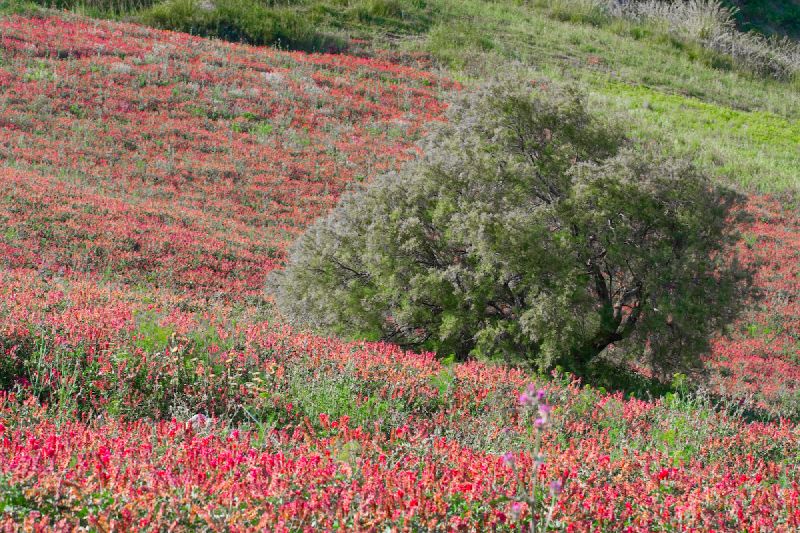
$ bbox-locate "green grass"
[140,0,350,52]
[408,0,800,192]
[20,0,435,52]
[597,82,800,192]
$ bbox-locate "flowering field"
[0,13,799,532]
[707,196,800,412]
[0,15,446,296]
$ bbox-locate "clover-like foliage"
[273,74,750,379]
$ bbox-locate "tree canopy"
[272,75,750,379]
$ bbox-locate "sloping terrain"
[0,16,445,297]
[0,6,798,532]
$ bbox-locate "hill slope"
[0,4,798,532]
[33,0,800,191]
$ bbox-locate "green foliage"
[142,0,346,52]
[133,311,174,353]
[36,0,156,16]
[0,0,40,14]
[273,74,750,380]
[287,361,412,432]
[536,0,611,27]
[725,0,800,40]
[137,0,432,51]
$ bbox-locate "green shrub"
[32,0,157,16]
[538,0,611,27]
[143,0,273,42]
[272,73,750,380]
[424,20,496,71]
[725,0,800,40]
[142,0,346,52]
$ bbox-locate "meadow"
[0,0,798,531]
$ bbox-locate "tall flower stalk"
[504,384,564,532]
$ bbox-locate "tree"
[271,74,749,379]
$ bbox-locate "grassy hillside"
[14,0,800,192]
[415,0,800,192]
[0,1,798,530]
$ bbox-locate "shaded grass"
[141,0,348,52]
[27,0,435,52]
[725,0,800,40]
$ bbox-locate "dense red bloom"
[705,196,800,411]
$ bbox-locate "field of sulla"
[0,13,798,532]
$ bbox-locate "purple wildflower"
[502,451,516,468]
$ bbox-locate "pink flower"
[502,451,515,468]
[510,502,524,521]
